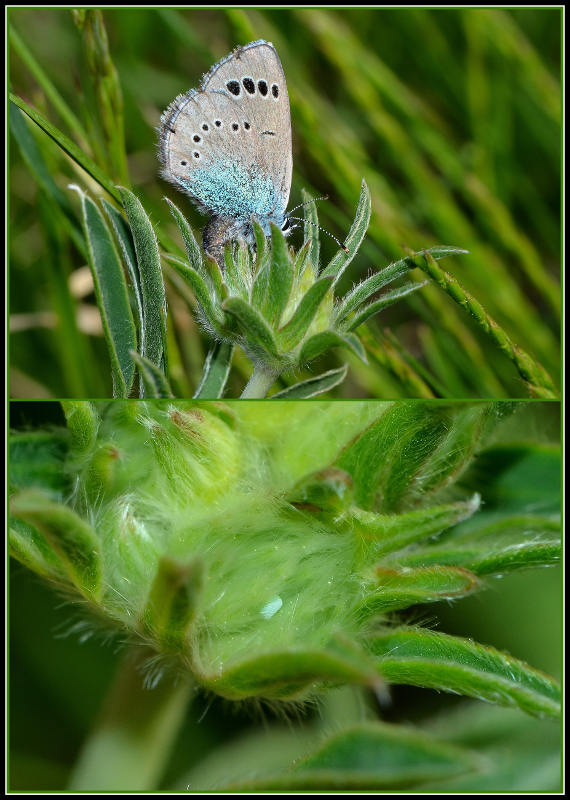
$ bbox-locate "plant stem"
[68,648,193,791]
[240,366,280,398]
[416,251,560,399]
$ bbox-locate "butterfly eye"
[281,218,290,231]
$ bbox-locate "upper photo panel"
[9,8,561,399]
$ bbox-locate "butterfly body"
[159,40,292,262]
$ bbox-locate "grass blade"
[9,94,121,203]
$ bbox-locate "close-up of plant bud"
[9,400,561,790]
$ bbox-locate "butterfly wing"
[159,40,292,224]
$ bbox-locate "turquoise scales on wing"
[179,159,286,232]
[159,40,293,264]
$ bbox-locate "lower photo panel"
[9,399,561,792]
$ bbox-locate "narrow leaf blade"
[271,365,348,399]
[194,342,234,399]
[369,628,560,718]
[130,351,174,399]
[320,179,371,284]
[75,188,136,397]
[118,187,166,369]
[279,277,334,349]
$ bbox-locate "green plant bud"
[8,401,560,717]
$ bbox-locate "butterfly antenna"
[288,216,349,253]
[287,194,330,214]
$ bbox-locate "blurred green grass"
[9,8,561,398]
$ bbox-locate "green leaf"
[399,514,560,575]
[252,218,268,271]
[118,188,166,371]
[202,636,382,701]
[278,277,333,349]
[263,223,294,325]
[73,187,136,397]
[164,198,204,279]
[285,722,479,789]
[292,239,313,283]
[320,179,371,285]
[223,242,248,299]
[335,402,451,512]
[251,254,271,310]
[359,566,479,615]
[9,94,121,203]
[101,198,144,344]
[10,491,102,600]
[9,516,67,581]
[271,365,349,398]
[345,281,428,331]
[302,188,320,272]
[222,297,280,360]
[130,351,174,399]
[411,403,515,499]
[335,246,467,324]
[193,342,234,399]
[417,704,561,792]
[141,556,204,651]
[203,255,224,301]
[9,432,69,497]
[336,263,417,323]
[369,628,561,718]
[404,540,561,576]
[298,330,364,363]
[338,403,511,514]
[223,722,479,791]
[351,498,481,556]
[163,253,224,334]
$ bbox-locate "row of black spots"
[184,119,253,162]
[226,78,280,99]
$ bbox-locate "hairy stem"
[68,648,193,791]
[240,365,280,398]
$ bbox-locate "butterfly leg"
[203,215,246,269]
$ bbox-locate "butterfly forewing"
[159,40,292,225]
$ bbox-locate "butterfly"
[159,40,293,264]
